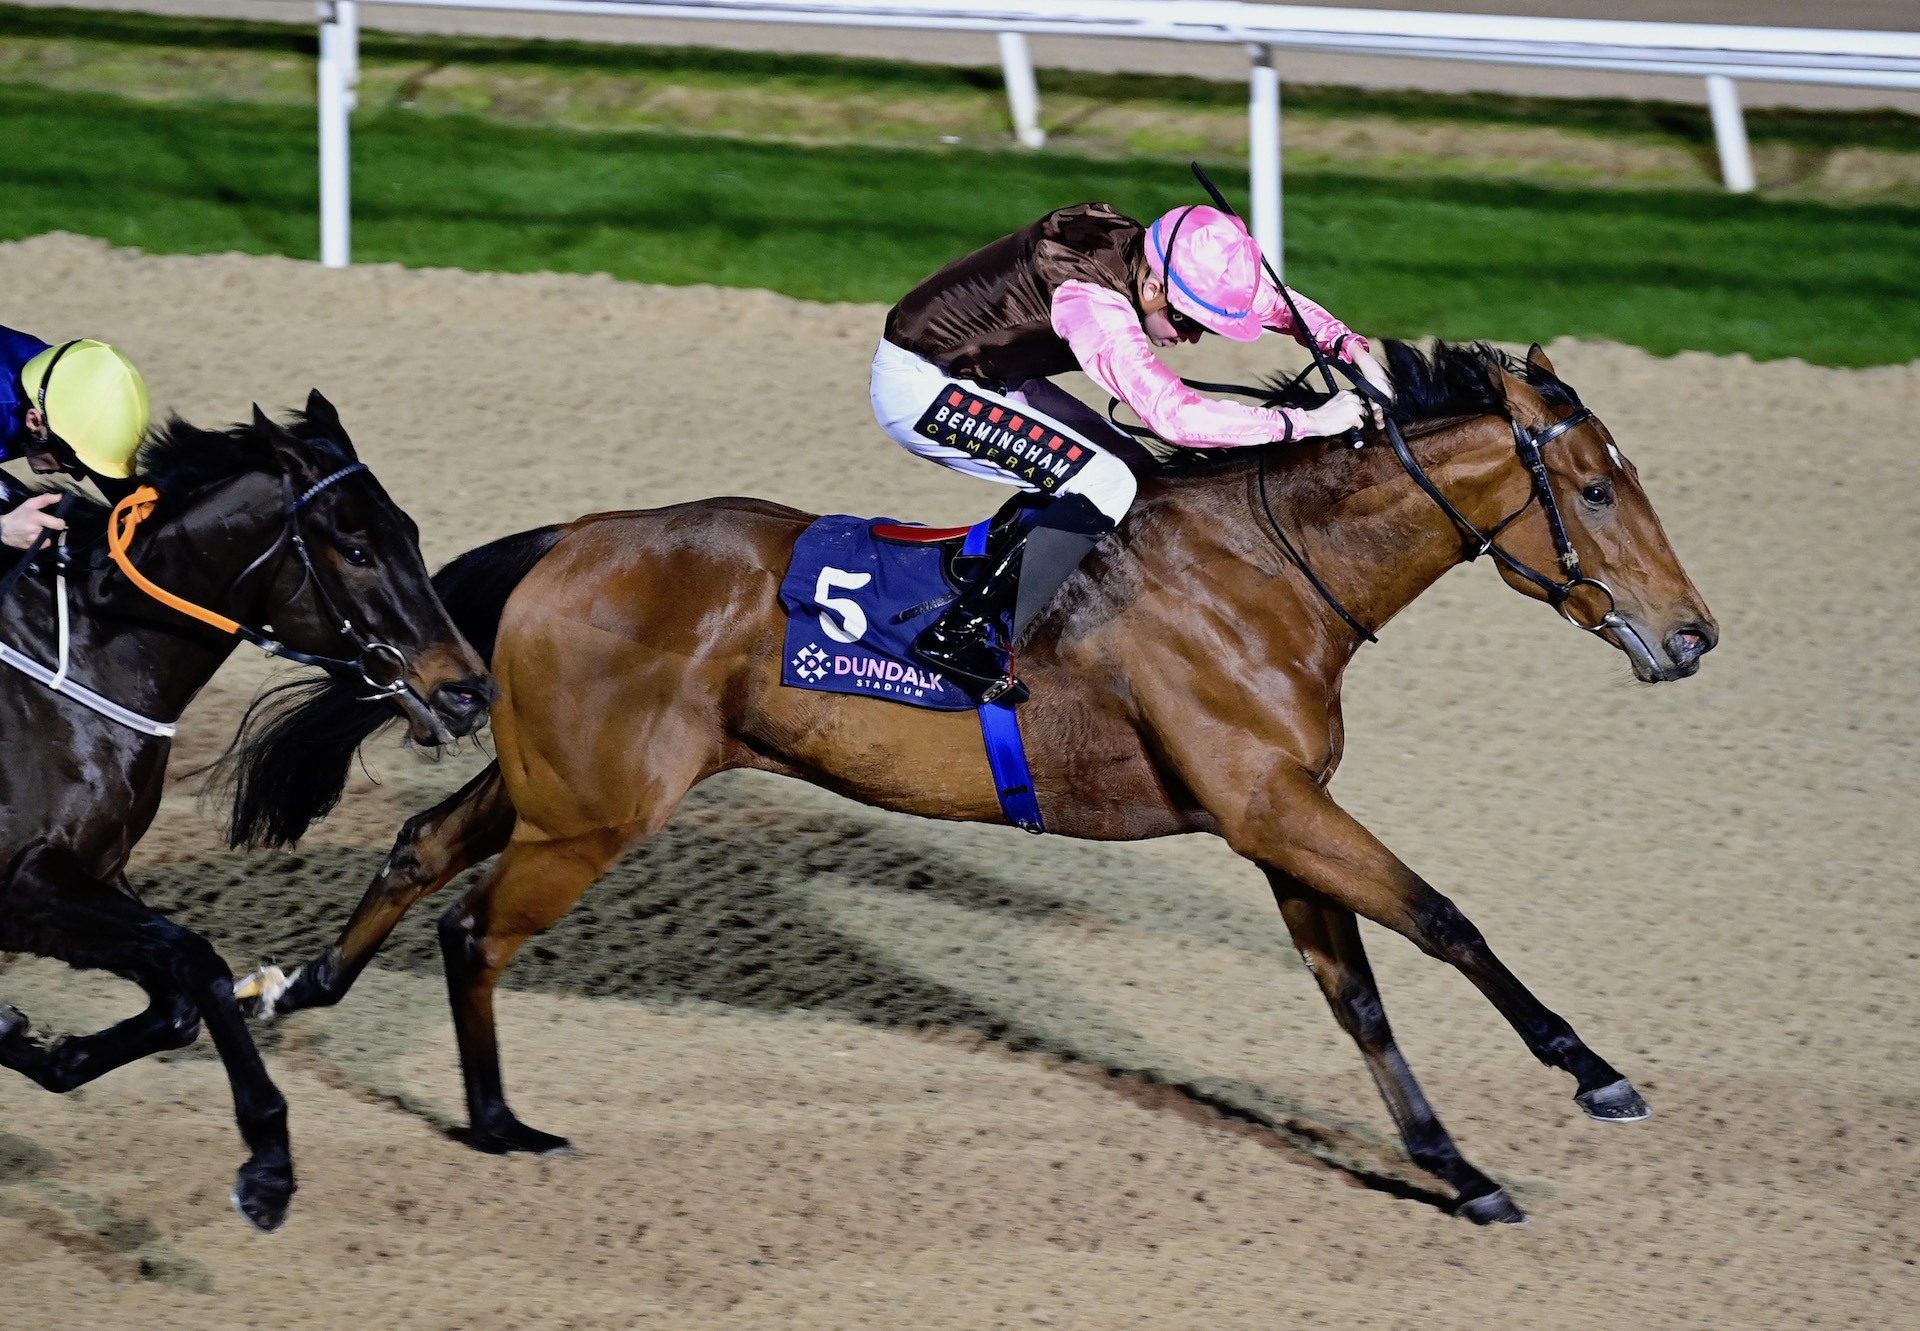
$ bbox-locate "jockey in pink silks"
[873,201,1390,703]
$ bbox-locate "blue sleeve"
[0,324,54,463]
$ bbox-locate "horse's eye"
[1581,481,1614,508]
[341,543,373,567]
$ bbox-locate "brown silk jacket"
[883,203,1144,386]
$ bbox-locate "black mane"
[29,406,357,528]
[137,407,355,503]
[1153,339,1579,476]
[1262,338,1581,422]
[8,406,356,563]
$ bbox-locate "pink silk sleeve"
[1050,281,1302,449]
[1253,282,1368,359]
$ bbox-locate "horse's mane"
[1153,338,1581,476]
[139,408,356,508]
[40,406,355,535]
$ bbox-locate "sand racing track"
[0,234,1914,1329]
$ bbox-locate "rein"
[0,506,176,736]
[1119,374,1626,645]
[1105,380,1379,642]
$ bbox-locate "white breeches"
[869,338,1140,523]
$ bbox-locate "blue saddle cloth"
[779,514,1045,832]
[780,514,978,711]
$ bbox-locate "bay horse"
[227,342,1715,1223]
[0,392,491,1231]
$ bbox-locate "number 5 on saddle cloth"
[778,503,1045,833]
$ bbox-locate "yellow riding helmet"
[18,339,151,479]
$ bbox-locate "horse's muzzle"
[1625,618,1717,683]
[1609,613,1716,684]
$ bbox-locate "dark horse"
[0,392,491,1231]
[227,343,1715,1223]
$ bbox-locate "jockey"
[873,201,1390,704]
[1,327,151,550]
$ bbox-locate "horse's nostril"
[434,683,487,718]
[1666,626,1714,664]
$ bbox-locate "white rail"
[315,0,1920,268]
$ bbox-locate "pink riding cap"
[1142,204,1269,342]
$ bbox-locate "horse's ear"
[1525,342,1556,375]
[305,388,340,428]
[303,387,357,459]
[254,403,320,484]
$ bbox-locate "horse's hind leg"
[1270,876,1522,1225]
[0,845,295,1230]
[437,821,659,1155]
[0,982,200,1092]
[239,762,514,1020]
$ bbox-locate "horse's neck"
[1317,416,1534,632]
[1130,416,1530,660]
[9,475,280,722]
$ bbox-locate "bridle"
[106,461,415,701]
[0,461,411,736]
[1125,376,1630,647]
[1376,398,1626,637]
[7,356,411,731]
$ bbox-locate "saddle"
[870,491,1045,597]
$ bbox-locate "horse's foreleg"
[240,763,514,1020]
[1234,779,1645,1122]
[437,823,646,1156]
[1269,875,1523,1223]
[0,845,295,1230]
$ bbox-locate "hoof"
[1456,1190,1527,1226]
[458,1115,572,1157]
[230,1161,296,1233]
[0,1004,25,1042]
[1577,1077,1651,1123]
[233,966,295,1021]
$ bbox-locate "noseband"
[108,462,415,700]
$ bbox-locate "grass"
[4,84,1914,366]
[0,5,1915,366]
[8,3,1919,157]
[7,2,1920,199]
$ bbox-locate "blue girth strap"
[963,520,1045,834]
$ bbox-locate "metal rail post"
[1248,43,1282,275]
[1706,74,1755,192]
[318,0,353,267]
[998,32,1046,148]
[341,0,361,110]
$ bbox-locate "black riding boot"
[911,494,1116,707]
[912,535,1028,705]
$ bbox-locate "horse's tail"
[219,524,567,850]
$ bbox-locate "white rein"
[0,531,177,738]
